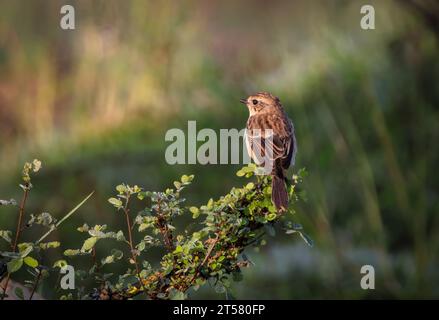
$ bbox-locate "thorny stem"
[1,185,30,300]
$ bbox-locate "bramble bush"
[0,160,310,300]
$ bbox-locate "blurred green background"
[1,0,438,299]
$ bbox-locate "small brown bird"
[241,92,297,212]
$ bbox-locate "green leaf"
[111,249,123,259]
[189,207,200,219]
[116,230,126,241]
[138,223,149,232]
[137,241,146,252]
[0,199,17,206]
[192,232,201,240]
[102,255,114,265]
[77,223,89,233]
[298,167,308,178]
[137,192,147,200]
[266,213,277,221]
[236,169,246,177]
[24,256,39,268]
[245,182,255,190]
[108,197,123,208]
[299,232,314,247]
[18,244,33,257]
[1,251,20,259]
[181,174,194,184]
[173,245,183,254]
[64,249,81,256]
[116,184,127,194]
[7,258,23,273]
[0,230,12,243]
[173,181,182,189]
[82,237,98,251]
[32,159,42,172]
[39,241,60,250]
[102,249,123,265]
[53,260,68,269]
[14,287,24,300]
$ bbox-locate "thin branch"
[1,185,30,300]
[186,233,220,289]
[123,195,139,274]
[12,186,29,252]
[29,269,42,300]
[122,193,148,298]
[155,199,174,251]
[91,247,100,274]
[244,230,266,247]
[36,191,94,244]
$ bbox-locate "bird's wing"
[281,120,296,169]
[245,113,296,172]
[245,129,290,170]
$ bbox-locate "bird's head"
[240,92,282,116]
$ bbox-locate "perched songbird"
[241,92,297,212]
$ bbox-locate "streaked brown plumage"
[241,92,297,212]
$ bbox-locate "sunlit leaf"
[189,207,200,219]
[23,256,39,268]
[53,260,68,269]
[0,230,12,243]
[81,237,98,251]
[7,258,23,273]
[64,249,81,256]
[108,197,123,208]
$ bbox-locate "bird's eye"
[252,99,258,105]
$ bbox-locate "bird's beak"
[239,98,247,104]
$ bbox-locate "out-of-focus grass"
[0,0,438,298]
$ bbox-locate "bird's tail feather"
[272,174,288,213]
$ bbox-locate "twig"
[36,191,94,244]
[12,186,29,252]
[156,199,174,251]
[1,185,30,300]
[244,230,266,247]
[123,196,139,274]
[29,268,42,300]
[122,193,148,298]
[186,233,220,288]
[91,247,100,274]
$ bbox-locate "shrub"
[0,160,310,300]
